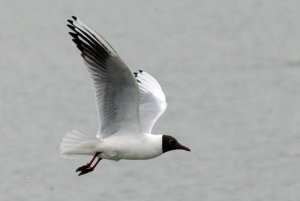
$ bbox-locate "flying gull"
[60,16,190,176]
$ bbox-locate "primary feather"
[67,16,141,138]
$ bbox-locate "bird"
[60,16,190,176]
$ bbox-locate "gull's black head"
[162,135,191,153]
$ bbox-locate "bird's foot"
[78,167,94,176]
[75,154,102,176]
[76,163,91,172]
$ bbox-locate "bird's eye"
[169,140,176,145]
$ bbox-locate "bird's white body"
[61,130,163,160]
[98,134,163,160]
[60,16,189,172]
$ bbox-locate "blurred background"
[1,0,300,200]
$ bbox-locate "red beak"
[176,143,191,152]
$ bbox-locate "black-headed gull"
[60,16,190,176]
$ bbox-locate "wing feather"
[134,71,167,133]
[67,17,141,138]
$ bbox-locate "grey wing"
[67,17,141,138]
[134,70,167,134]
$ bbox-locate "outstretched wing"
[67,16,141,138]
[134,70,167,134]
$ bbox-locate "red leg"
[76,152,100,172]
[77,157,102,176]
[91,158,102,169]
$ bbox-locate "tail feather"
[60,130,100,159]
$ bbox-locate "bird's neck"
[143,134,163,153]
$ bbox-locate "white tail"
[60,130,100,159]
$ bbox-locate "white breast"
[97,134,163,160]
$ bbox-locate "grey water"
[1,1,300,200]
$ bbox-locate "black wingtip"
[69,32,77,37]
[72,16,77,20]
[69,32,78,40]
[137,80,141,83]
[67,19,73,24]
[133,72,138,77]
[72,38,81,46]
[139,70,143,73]
[67,24,76,32]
